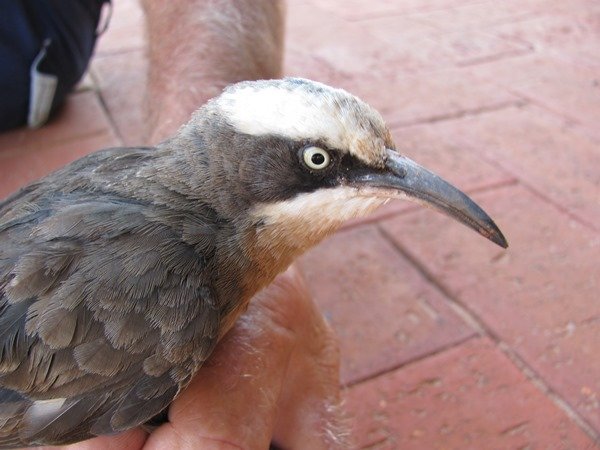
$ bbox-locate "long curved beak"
[352,149,508,248]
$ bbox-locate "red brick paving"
[468,53,600,141]
[0,91,113,153]
[0,0,598,447]
[298,225,475,385]
[346,338,595,449]
[0,131,119,199]
[430,104,600,229]
[381,184,600,433]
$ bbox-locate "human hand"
[41,266,345,450]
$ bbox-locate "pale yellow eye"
[302,146,331,170]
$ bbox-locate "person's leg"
[141,0,286,143]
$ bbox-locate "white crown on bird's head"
[212,77,394,168]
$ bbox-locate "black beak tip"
[486,224,509,249]
[492,232,509,249]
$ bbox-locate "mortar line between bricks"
[360,436,390,450]
[358,8,539,27]
[456,48,534,68]
[497,342,600,445]
[345,0,490,22]
[376,224,499,338]
[94,46,146,59]
[388,99,525,128]
[376,224,600,445]
[525,183,598,232]
[503,87,600,145]
[343,334,479,388]
[89,80,126,146]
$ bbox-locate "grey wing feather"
[0,148,222,447]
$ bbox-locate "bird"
[0,77,507,447]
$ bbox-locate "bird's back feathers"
[0,147,222,446]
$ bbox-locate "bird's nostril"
[384,152,408,179]
[394,166,407,178]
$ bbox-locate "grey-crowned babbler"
[0,78,507,447]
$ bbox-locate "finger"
[266,269,347,449]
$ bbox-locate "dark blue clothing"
[0,1,108,131]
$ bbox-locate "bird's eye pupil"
[311,153,325,165]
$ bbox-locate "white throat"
[250,185,387,254]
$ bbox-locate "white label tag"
[28,40,58,129]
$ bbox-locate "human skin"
[36,1,346,448]
[142,0,286,143]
